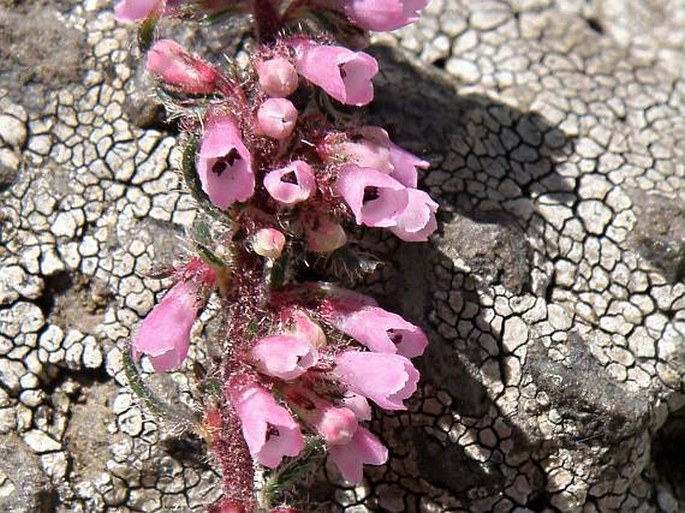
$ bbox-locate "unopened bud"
[146,39,219,94]
[252,228,286,258]
[255,57,299,97]
[256,98,298,140]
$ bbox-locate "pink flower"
[196,114,254,209]
[263,160,315,205]
[304,217,347,253]
[252,228,286,258]
[328,426,388,482]
[334,351,419,410]
[390,188,438,242]
[132,280,200,372]
[146,39,219,94]
[255,57,299,97]
[334,127,429,188]
[331,306,428,358]
[342,0,429,31]
[256,98,298,140]
[228,383,305,468]
[285,387,358,446]
[295,42,378,106]
[335,165,408,227]
[114,0,162,22]
[250,334,319,380]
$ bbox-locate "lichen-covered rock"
[0,0,684,512]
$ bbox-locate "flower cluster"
[119,0,435,511]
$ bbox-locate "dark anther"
[338,63,347,78]
[212,160,227,176]
[265,423,280,441]
[224,147,242,166]
[363,186,380,203]
[280,171,298,184]
[388,330,403,345]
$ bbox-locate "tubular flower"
[330,305,428,358]
[334,126,429,188]
[263,160,316,205]
[390,188,438,242]
[250,334,319,381]
[132,280,201,372]
[335,165,408,227]
[255,57,299,97]
[328,426,388,482]
[334,351,419,410]
[295,42,378,106]
[284,386,358,446]
[228,383,305,468]
[146,39,219,94]
[196,114,254,209]
[342,0,430,31]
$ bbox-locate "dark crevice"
[585,17,604,34]
[35,270,73,317]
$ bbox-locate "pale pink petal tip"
[336,306,428,358]
[114,0,161,22]
[335,351,419,410]
[329,426,388,482]
[250,334,319,380]
[390,188,438,242]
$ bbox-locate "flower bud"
[256,98,298,140]
[305,217,347,253]
[255,57,299,97]
[252,228,286,258]
[146,39,219,94]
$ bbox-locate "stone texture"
[0,0,685,512]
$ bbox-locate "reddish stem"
[250,0,282,44]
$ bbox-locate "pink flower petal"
[250,334,319,380]
[328,426,388,482]
[389,188,438,242]
[334,306,428,358]
[252,228,286,258]
[343,0,429,31]
[114,0,162,22]
[229,384,305,468]
[295,42,378,106]
[132,280,199,372]
[263,160,316,205]
[335,165,408,227]
[197,114,254,209]
[341,393,372,421]
[335,351,419,410]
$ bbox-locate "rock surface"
[0,0,684,512]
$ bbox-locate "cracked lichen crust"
[0,0,684,512]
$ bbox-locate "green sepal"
[122,341,200,427]
[137,14,158,53]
